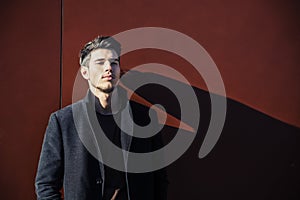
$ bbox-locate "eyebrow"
[93,58,119,62]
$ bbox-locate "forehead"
[90,48,118,60]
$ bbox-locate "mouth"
[102,73,114,81]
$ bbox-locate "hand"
[111,189,120,200]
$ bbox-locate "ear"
[80,66,89,80]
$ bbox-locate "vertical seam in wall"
[59,0,64,109]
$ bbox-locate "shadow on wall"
[122,70,300,200]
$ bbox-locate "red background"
[0,0,299,199]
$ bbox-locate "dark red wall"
[63,0,300,127]
[0,0,299,199]
[0,0,60,199]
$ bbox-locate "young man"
[35,36,168,200]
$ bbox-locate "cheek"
[115,67,121,77]
[89,70,102,81]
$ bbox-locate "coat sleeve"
[35,113,64,200]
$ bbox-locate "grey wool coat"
[35,90,168,200]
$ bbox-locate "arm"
[35,113,64,200]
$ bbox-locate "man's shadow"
[119,70,300,200]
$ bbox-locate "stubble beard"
[90,78,118,94]
[98,86,114,94]
[92,81,115,94]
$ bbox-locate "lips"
[102,73,114,80]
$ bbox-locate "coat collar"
[82,88,133,151]
[79,88,133,161]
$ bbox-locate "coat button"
[96,178,102,184]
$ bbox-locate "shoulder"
[50,99,85,124]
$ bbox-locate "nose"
[103,60,112,72]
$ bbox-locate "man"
[35,36,168,200]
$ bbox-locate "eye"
[95,61,105,65]
[111,61,119,66]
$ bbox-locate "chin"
[100,86,114,93]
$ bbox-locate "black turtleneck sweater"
[94,94,128,200]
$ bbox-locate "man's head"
[79,36,121,67]
[79,36,121,94]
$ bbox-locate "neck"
[89,85,120,115]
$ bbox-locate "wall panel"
[0,0,61,199]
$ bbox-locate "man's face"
[81,48,121,93]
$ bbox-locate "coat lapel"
[120,101,133,165]
[73,91,105,195]
[74,90,134,196]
